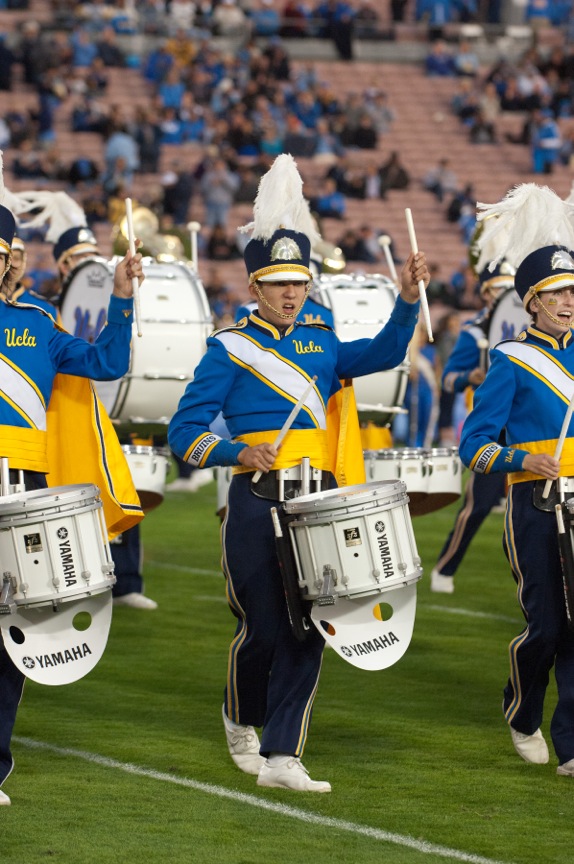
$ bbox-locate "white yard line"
[148,561,520,625]
[14,736,513,864]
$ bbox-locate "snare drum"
[314,273,409,426]
[58,258,213,425]
[282,481,423,671]
[417,446,462,515]
[122,445,170,512]
[364,448,428,514]
[0,484,114,611]
[284,480,421,601]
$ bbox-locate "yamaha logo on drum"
[22,657,35,669]
[24,533,42,554]
[375,524,395,580]
[58,536,78,587]
[57,527,69,540]
[344,526,362,546]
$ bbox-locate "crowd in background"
[1,0,573,447]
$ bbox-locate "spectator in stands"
[531,108,562,173]
[363,161,384,199]
[250,1,282,37]
[133,106,163,173]
[71,95,109,134]
[166,0,198,35]
[103,123,140,189]
[311,177,347,219]
[206,224,241,261]
[337,227,364,261]
[427,262,456,307]
[281,2,314,37]
[312,117,345,163]
[212,0,249,38]
[67,156,101,187]
[354,1,383,38]
[96,25,126,67]
[161,162,194,225]
[315,0,356,61]
[423,157,459,203]
[158,66,186,111]
[199,158,240,228]
[379,150,410,190]
[351,112,379,149]
[364,90,395,135]
[425,39,456,77]
[0,35,15,92]
[70,26,99,69]
[453,39,479,78]
[143,42,174,85]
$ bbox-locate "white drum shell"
[420,446,462,514]
[364,448,428,514]
[122,445,170,512]
[314,274,409,424]
[284,481,422,602]
[59,258,213,425]
[0,484,114,609]
[488,287,530,349]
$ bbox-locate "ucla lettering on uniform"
[293,339,324,355]
[4,327,37,347]
[302,313,326,325]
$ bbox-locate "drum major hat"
[244,228,312,284]
[54,225,99,265]
[515,245,574,309]
[240,153,319,285]
[478,260,515,296]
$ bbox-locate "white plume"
[11,190,88,243]
[0,151,37,221]
[239,153,320,245]
[475,183,574,274]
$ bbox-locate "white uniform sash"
[216,330,327,428]
[497,341,574,405]
[0,353,46,429]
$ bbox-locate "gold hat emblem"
[271,237,302,261]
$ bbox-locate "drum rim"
[0,483,100,516]
[283,480,407,514]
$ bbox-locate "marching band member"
[431,263,513,593]
[0,235,57,315]
[51,224,158,611]
[168,154,429,792]
[0,202,144,805]
[459,184,574,775]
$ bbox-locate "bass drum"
[58,258,213,426]
[313,273,409,427]
[488,286,530,349]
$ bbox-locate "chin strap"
[254,282,313,321]
[534,294,570,330]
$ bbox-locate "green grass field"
[2,476,571,864]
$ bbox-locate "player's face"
[533,286,574,338]
[249,279,309,327]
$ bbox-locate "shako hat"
[240,153,319,284]
[11,235,25,253]
[53,225,99,265]
[515,245,574,308]
[478,260,515,296]
[475,183,574,310]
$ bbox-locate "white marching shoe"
[557,758,574,776]
[430,569,455,594]
[113,593,158,610]
[0,789,11,805]
[222,705,265,775]
[510,727,549,764]
[257,756,331,793]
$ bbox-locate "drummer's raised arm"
[399,251,430,304]
[112,242,145,298]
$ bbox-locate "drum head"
[311,583,418,671]
[0,591,113,685]
[488,287,530,348]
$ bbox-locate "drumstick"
[252,376,318,483]
[125,197,142,338]
[405,208,433,343]
[478,338,489,372]
[187,221,201,273]
[542,391,574,499]
[378,234,398,283]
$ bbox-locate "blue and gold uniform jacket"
[0,294,134,471]
[459,326,574,484]
[3,285,57,317]
[443,309,488,394]
[168,296,419,470]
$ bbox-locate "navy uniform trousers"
[222,474,325,757]
[503,481,574,764]
[0,470,46,787]
[435,471,506,576]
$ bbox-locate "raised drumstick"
[405,207,433,343]
[125,197,142,337]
